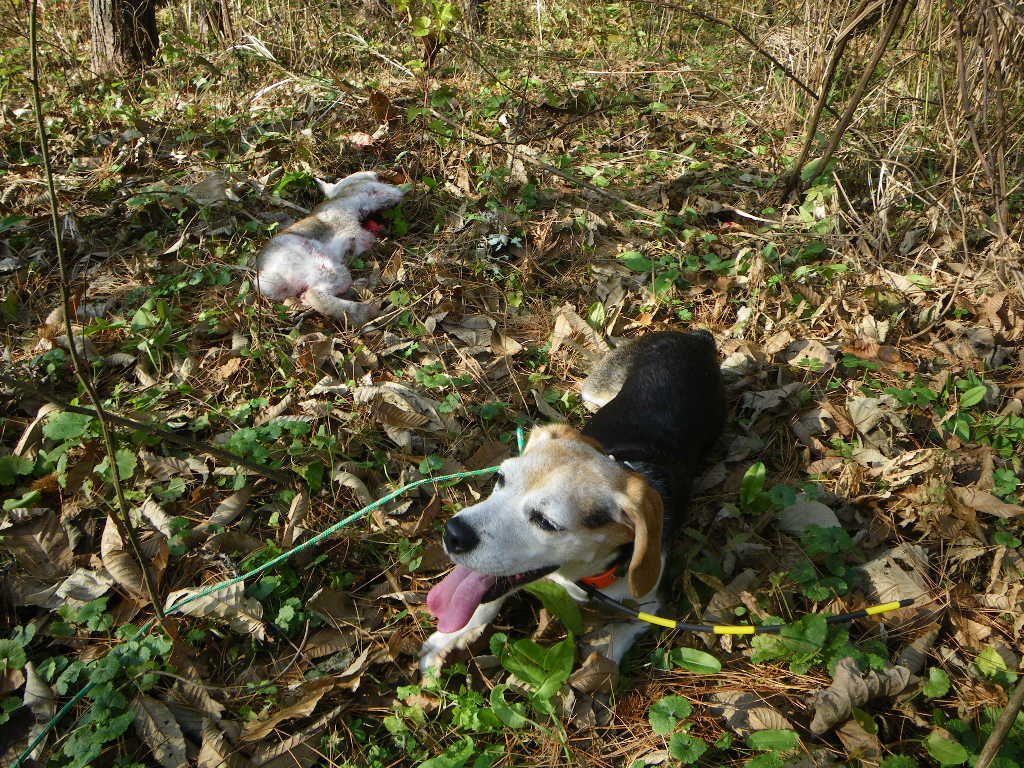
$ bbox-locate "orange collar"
[579,563,619,589]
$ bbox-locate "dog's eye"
[493,472,505,488]
[529,509,561,532]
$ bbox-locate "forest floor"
[1,2,1023,767]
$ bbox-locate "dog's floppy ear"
[524,424,603,453]
[619,474,664,598]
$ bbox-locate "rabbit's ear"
[316,178,341,198]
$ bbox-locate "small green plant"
[395,0,461,48]
[787,525,858,601]
[744,729,800,767]
[739,463,796,515]
[923,667,951,698]
[618,249,686,299]
[885,378,940,408]
[651,645,722,674]
[415,362,473,390]
[648,695,707,764]
[490,633,574,718]
[0,625,31,725]
[974,646,1018,686]
[46,628,175,768]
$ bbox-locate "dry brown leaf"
[281,490,309,547]
[739,383,805,422]
[169,679,225,722]
[836,719,882,765]
[23,661,55,718]
[783,339,836,373]
[139,497,174,537]
[353,383,447,433]
[878,449,945,488]
[708,691,793,735]
[100,516,148,600]
[304,628,357,659]
[1,668,24,696]
[56,568,115,602]
[335,646,378,691]
[702,569,759,623]
[897,626,940,674]
[464,441,511,471]
[131,694,188,768]
[777,496,841,534]
[248,703,345,768]
[369,90,399,123]
[370,398,431,428]
[241,677,336,742]
[491,329,523,356]
[306,588,361,626]
[255,395,294,426]
[0,508,73,580]
[443,315,493,349]
[809,657,913,734]
[983,290,1024,341]
[952,486,1024,519]
[198,718,249,768]
[140,451,193,482]
[165,582,266,639]
[23,662,55,760]
[858,544,931,607]
[333,471,374,506]
[530,389,564,421]
[568,652,619,695]
[549,303,608,355]
[13,403,61,459]
[195,487,254,536]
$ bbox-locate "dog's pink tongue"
[427,565,496,633]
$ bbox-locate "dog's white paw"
[419,631,455,677]
[419,622,491,678]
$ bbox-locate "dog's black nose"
[443,517,479,554]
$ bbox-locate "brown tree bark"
[89,0,160,74]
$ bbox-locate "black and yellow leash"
[577,581,915,635]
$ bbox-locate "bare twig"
[623,0,834,115]
[810,0,911,191]
[975,677,1024,768]
[2,373,296,487]
[949,1,1001,233]
[426,108,662,220]
[783,0,877,198]
[29,0,169,632]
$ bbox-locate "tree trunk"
[90,0,160,74]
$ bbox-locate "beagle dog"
[421,330,726,674]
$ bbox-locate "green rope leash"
[12,427,526,768]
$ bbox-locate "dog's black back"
[582,330,725,522]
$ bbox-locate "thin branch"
[810,0,910,191]
[29,0,169,632]
[426,108,663,220]
[783,0,876,198]
[623,0,834,116]
[2,373,296,487]
[975,677,1024,768]
[948,0,1007,238]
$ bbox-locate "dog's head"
[427,424,664,632]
